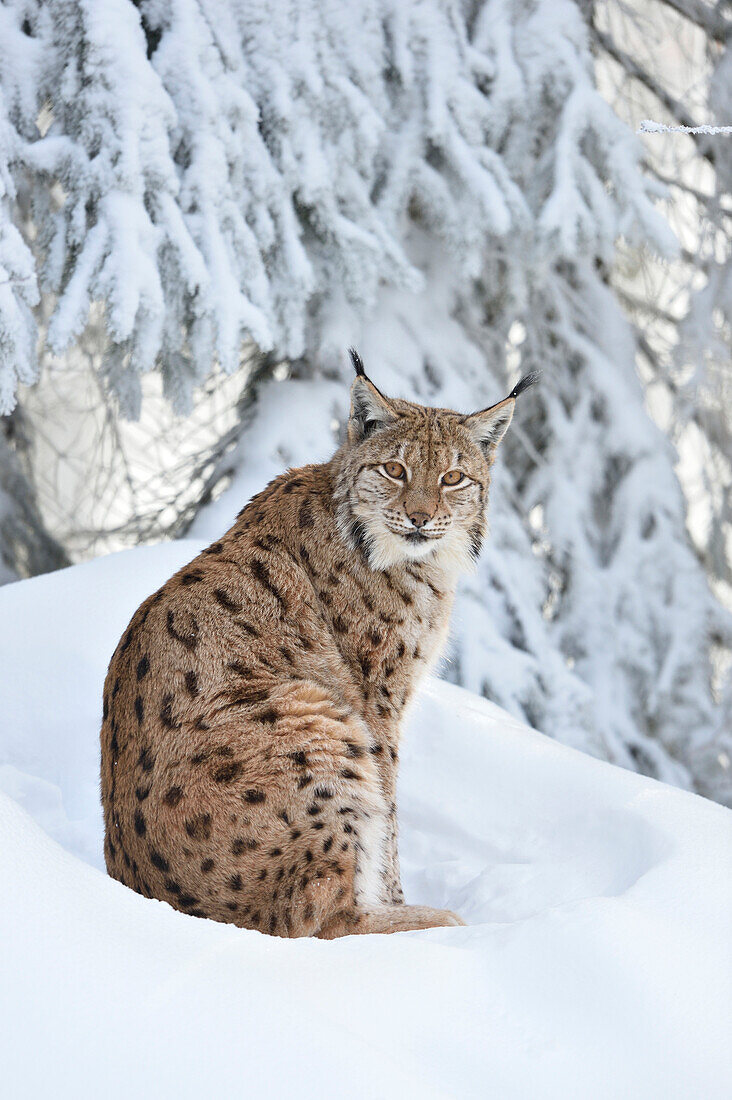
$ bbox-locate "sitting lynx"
[101,351,536,937]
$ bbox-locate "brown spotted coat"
[100,368,525,937]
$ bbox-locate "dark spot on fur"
[298,501,314,529]
[254,535,282,554]
[340,768,360,780]
[297,774,313,790]
[165,879,181,895]
[358,655,372,678]
[469,522,485,560]
[180,571,203,586]
[226,901,238,912]
[238,621,259,638]
[332,615,348,633]
[163,785,184,808]
[138,746,155,772]
[258,868,268,881]
[166,609,199,651]
[258,708,278,724]
[214,760,243,784]
[244,788,266,804]
[134,810,146,837]
[307,803,322,816]
[323,836,333,853]
[228,661,252,678]
[135,785,150,801]
[204,542,224,555]
[184,670,199,697]
[214,588,241,613]
[160,694,181,730]
[229,873,242,891]
[136,656,149,681]
[250,559,287,612]
[289,751,307,766]
[201,858,215,873]
[305,850,313,863]
[178,893,198,908]
[149,849,170,872]
[134,695,144,724]
[367,629,382,646]
[314,786,333,800]
[185,814,212,840]
[290,829,301,840]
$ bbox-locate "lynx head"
[335,349,538,573]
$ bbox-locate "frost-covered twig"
[639,119,732,135]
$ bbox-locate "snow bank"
[1,544,730,1099]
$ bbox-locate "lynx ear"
[464,371,539,454]
[347,348,398,442]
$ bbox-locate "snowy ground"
[1,543,731,1099]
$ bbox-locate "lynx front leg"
[385,807,405,904]
[373,725,404,904]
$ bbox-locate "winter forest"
[0,0,730,811]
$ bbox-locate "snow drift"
[1,543,730,1098]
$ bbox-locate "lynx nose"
[407,511,431,530]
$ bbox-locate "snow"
[1,542,731,1098]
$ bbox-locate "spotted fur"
[100,355,533,937]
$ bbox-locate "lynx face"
[336,359,522,572]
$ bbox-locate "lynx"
[100,350,536,937]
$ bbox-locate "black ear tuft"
[349,347,367,378]
[507,371,541,401]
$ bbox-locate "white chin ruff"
[366,525,474,574]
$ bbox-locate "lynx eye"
[441,469,465,487]
[382,461,407,481]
